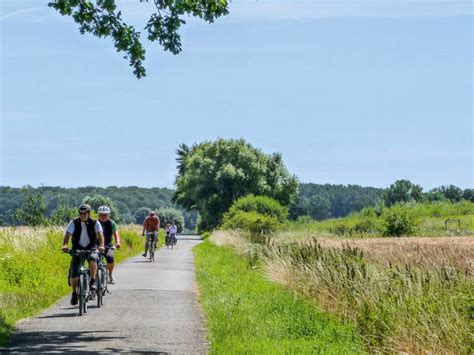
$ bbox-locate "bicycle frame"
[147,233,157,261]
[67,249,93,316]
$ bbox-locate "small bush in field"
[224,195,288,223]
[296,215,313,224]
[222,210,282,235]
[382,207,417,236]
[353,219,377,233]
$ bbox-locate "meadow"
[194,239,364,354]
[209,230,473,353]
[0,225,143,345]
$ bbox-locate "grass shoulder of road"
[0,225,147,346]
[194,239,363,354]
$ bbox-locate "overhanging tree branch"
[48,0,229,78]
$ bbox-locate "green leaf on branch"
[48,0,229,78]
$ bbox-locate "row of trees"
[11,190,186,232]
[3,140,471,230]
[0,186,195,230]
[288,180,473,221]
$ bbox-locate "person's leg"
[90,260,97,279]
[105,252,115,283]
[143,233,150,256]
[69,255,80,305]
[88,252,99,288]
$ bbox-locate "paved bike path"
[2,236,207,354]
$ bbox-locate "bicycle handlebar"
[63,249,96,256]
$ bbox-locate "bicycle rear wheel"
[149,238,155,262]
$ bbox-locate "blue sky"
[1,0,472,189]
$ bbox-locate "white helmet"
[97,205,111,215]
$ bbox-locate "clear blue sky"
[1,0,472,190]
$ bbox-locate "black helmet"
[78,203,91,213]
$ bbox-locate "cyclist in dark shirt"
[97,206,121,284]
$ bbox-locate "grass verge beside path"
[0,226,144,346]
[194,240,363,354]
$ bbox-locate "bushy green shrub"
[223,210,282,235]
[296,215,313,224]
[224,195,288,223]
[382,207,418,236]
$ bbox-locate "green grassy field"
[0,226,144,346]
[194,239,364,354]
[287,201,474,238]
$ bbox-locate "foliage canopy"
[173,139,298,231]
[48,0,229,78]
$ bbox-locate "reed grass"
[211,231,473,353]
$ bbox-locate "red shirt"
[143,215,160,232]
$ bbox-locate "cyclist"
[62,203,105,306]
[165,223,171,246]
[141,211,160,257]
[170,221,177,244]
[97,206,121,284]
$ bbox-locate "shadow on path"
[2,330,169,354]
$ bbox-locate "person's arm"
[62,220,74,252]
[62,232,71,252]
[95,221,105,252]
[97,231,105,252]
[114,230,121,249]
[112,221,121,249]
[142,218,146,236]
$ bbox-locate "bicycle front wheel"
[79,274,85,316]
[96,269,103,308]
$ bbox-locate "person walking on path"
[142,211,160,257]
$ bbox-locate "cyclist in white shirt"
[62,204,105,306]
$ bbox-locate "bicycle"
[96,247,114,308]
[165,233,172,249]
[66,249,94,316]
[147,232,157,262]
[166,233,177,249]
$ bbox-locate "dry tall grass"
[212,231,473,354]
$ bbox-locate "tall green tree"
[384,180,423,207]
[463,189,474,202]
[173,139,298,231]
[436,185,463,202]
[14,190,48,226]
[48,0,229,78]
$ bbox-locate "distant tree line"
[1,179,471,229]
[289,184,384,220]
[289,180,473,221]
[0,186,197,230]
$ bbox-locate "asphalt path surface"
[2,235,207,354]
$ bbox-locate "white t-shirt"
[66,220,103,248]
